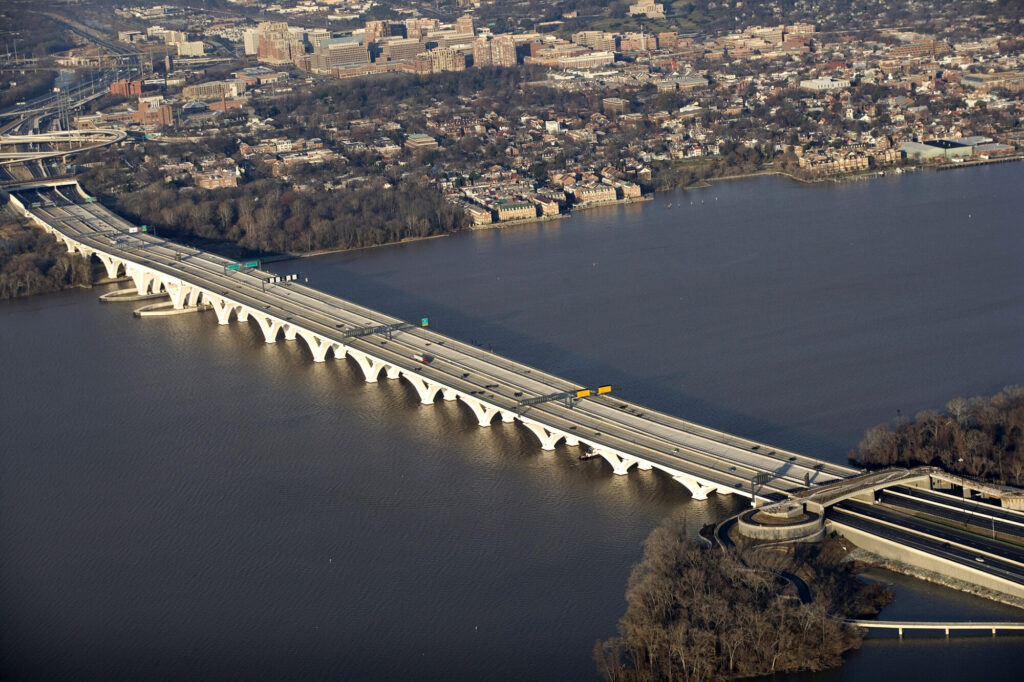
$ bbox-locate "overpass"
[0,129,127,164]
[6,180,860,504]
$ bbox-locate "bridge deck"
[847,620,1024,634]
[17,186,860,500]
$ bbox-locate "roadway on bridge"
[19,186,859,501]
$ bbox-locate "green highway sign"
[244,260,259,268]
[227,263,241,270]
[421,317,429,327]
[140,225,148,231]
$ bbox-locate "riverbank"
[0,207,95,300]
[469,195,652,232]
[687,154,1022,190]
[468,211,569,232]
[844,548,1024,611]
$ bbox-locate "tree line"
[82,172,468,255]
[0,214,93,299]
[595,516,888,681]
[850,386,1024,487]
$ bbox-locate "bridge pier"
[166,281,193,309]
[403,374,443,404]
[386,365,402,380]
[254,314,284,343]
[672,473,717,501]
[521,421,564,450]
[442,388,458,402]
[283,325,298,341]
[463,396,500,427]
[565,435,580,447]
[500,411,516,423]
[96,253,122,279]
[236,307,250,322]
[128,267,157,296]
[594,450,636,475]
[331,343,346,359]
[210,297,233,325]
[348,350,385,382]
[297,331,333,362]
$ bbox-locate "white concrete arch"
[208,295,234,325]
[459,394,502,427]
[95,252,124,279]
[127,265,159,295]
[671,473,718,501]
[589,448,637,475]
[296,329,334,363]
[164,279,195,309]
[251,310,286,343]
[401,372,444,404]
[519,419,565,450]
[346,348,386,382]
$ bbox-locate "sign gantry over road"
[517,385,612,413]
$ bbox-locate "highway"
[879,487,1024,541]
[830,502,1024,585]
[15,184,860,501]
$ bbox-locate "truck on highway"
[413,354,432,364]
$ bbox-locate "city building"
[134,95,174,127]
[182,80,246,100]
[428,47,465,73]
[572,31,617,52]
[455,15,475,36]
[311,36,369,73]
[256,22,306,65]
[602,97,630,116]
[380,38,424,63]
[495,199,537,221]
[405,134,439,151]
[629,0,665,18]
[472,35,516,67]
[243,28,259,56]
[110,79,142,98]
[175,41,205,57]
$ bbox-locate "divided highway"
[17,184,860,501]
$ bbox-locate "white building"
[243,28,259,56]
[176,41,206,57]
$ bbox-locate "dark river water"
[2,164,1023,680]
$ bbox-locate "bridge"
[846,620,1024,638]
[5,179,860,504]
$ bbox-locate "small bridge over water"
[846,620,1024,638]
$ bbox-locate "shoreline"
[845,547,1024,611]
[687,154,1022,189]
[468,211,569,232]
